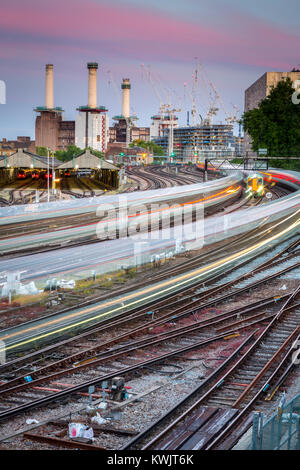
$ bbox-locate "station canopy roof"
[0,149,61,169]
[57,149,119,170]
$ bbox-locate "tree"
[36,146,48,157]
[55,145,82,162]
[86,147,104,158]
[242,78,300,158]
[55,146,104,162]
[129,139,165,155]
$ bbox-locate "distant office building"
[154,124,235,161]
[234,136,244,157]
[244,71,300,155]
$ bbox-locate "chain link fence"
[250,393,300,450]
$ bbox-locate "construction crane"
[204,84,219,126]
[164,105,181,158]
[142,64,182,147]
[185,81,206,126]
[190,68,198,126]
[141,64,164,107]
[207,79,240,126]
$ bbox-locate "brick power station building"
[34,64,75,152]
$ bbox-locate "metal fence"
[250,393,300,450]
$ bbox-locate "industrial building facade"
[75,109,109,152]
[35,109,75,152]
[150,114,178,140]
[109,122,150,144]
[0,136,35,156]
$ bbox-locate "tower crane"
[165,105,181,158]
[141,64,164,107]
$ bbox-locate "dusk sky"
[1,0,300,139]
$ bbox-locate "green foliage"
[268,158,300,171]
[129,139,165,156]
[242,78,300,158]
[55,146,104,162]
[230,158,243,164]
[86,147,105,158]
[55,145,82,162]
[36,146,48,156]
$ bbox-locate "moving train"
[31,171,39,180]
[42,171,53,180]
[245,174,264,197]
[17,170,27,179]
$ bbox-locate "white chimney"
[121,78,131,118]
[45,64,54,109]
[87,62,98,108]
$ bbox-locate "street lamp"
[47,147,50,202]
[52,151,55,195]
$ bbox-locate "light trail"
[0,184,241,251]
[1,209,299,354]
[0,174,242,226]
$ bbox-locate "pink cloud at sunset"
[1,0,299,138]
[0,0,298,69]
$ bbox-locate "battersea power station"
[34,63,150,154]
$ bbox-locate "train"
[245,174,264,197]
[31,171,39,180]
[17,170,27,179]
[260,170,300,191]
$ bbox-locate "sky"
[0,0,299,139]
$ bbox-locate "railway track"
[0,179,45,206]
[60,177,86,199]
[1,219,299,337]
[0,168,298,449]
[125,167,168,191]
[0,234,299,429]
[122,285,300,451]
[75,177,96,197]
[152,166,203,186]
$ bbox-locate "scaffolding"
[154,124,235,160]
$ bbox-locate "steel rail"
[0,329,257,422]
[1,248,299,377]
[121,333,257,450]
[0,289,290,378]
[1,292,288,395]
[123,285,300,450]
[206,326,300,450]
